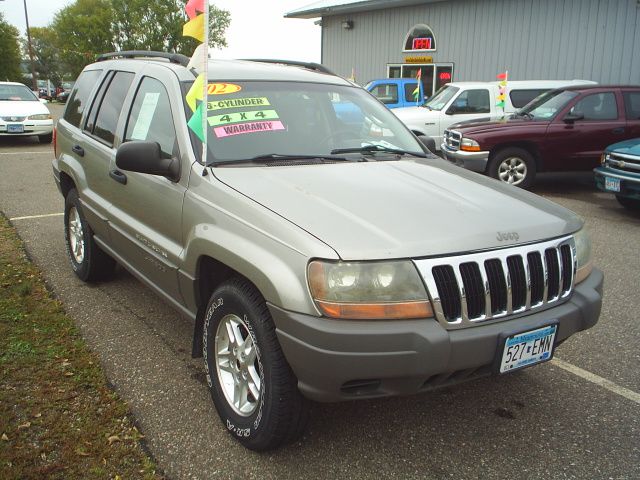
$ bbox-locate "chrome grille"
[605,152,640,173]
[414,236,576,330]
[443,129,462,151]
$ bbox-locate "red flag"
[416,69,422,81]
[186,0,205,19]
[496,72,507,80]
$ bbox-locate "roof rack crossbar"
[240,59,337,76]
[95,51,190,67]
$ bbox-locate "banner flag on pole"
[186,73,205,111]
[187,103,205,141]
[187,44,206,71]
[412,69,422,104]
[183,14,205,42]
[496,70,508,111]
[185,0,205,19]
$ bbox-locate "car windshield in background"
[0,85,38,102]
[423,85,459,110]
[195,81,424,164]
[518,90,578,120]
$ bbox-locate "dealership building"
[286,0,640,97]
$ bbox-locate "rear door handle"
[611,127,625,134]
[71,144,84,156]
[109,169,127,185]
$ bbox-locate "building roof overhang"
[285,0,449,19]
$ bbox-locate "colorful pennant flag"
[186,73,205,112]
[187,103,205,141]
[496,71,508,111]
[185,0,205,19]
[412,69,422,104]
[183,13,205,42]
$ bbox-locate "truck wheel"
[64,189,115,281]
[488,148,536,188]
[38,133,53,144]
[615,195,640,210]
[203,278,309,451]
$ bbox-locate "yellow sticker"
[207,83,242,95]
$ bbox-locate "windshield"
[193,81,424,164]
[423,85,459,110]
[0,84,38,102]
[518,89,578,120]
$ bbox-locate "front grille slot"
[606,153,640,173]
[416,236,576,329]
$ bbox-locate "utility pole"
[23,0,38,91]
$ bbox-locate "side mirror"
[416,134,437,154]
[116,141,180,181]
[564,112,584,124]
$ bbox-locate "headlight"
[308,260,433,320]
[28,114,52,120]
[600,152,609,166]
[460,137,480,152]
[574,228,593,284]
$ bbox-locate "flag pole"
[201,2,209,167]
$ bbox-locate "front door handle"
[109,169,127,185]
[612,127,625,134]
[71,144,84,157]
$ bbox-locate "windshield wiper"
[515,111,533,119]
[330,144,427,157]
[208,153,353,167]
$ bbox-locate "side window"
[92,72,135,146]
[570,92,618,121]
[510,89,547,108]
[63,70,102,127]
[125,77,177,158]
[623,91,640,120]
[450,89,490,114]
[370,84,398,105]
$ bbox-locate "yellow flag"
[186,73,205,112]
[183,14,205,42]
[497,93,505,101]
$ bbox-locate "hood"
[213,158,582,260]
[449,116,548,133]
[606,138,640,156]
[0,100,50,117]
[392,106,440,123]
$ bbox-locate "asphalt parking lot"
[1,103,639,480]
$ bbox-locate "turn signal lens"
[308,260,433,320]
[460,137,480,152]
[574,228,593,284]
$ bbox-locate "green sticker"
[208,109,279,127]
[207,97,271,111]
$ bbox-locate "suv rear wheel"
[203,277,309,451]
[488,147,536,188]
[64,189,116,281]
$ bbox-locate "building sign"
[405,56,433,63]
[439,71,452,81]
[404,24,436,52]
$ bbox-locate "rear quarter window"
[63,70,103,127]
[509,89,547,108]
[623,91,640,120]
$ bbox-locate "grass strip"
[0,215,163,479]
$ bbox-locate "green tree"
[51,0,115,78]
[111,0,230,55]
[26,27,63,87]
[0,12,23,82]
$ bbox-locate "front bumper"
[594,166,640,201]
[440,143,490,172]
[0,120,53,137]
[270,268,603,402]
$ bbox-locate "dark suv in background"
[441,85,640,188]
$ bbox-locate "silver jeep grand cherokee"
[52,51,603,451]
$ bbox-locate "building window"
[403,24,436,52]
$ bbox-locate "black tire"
[38,133,53,144]
[488,147,536,188]
[203,277,309,451]
[615,195,640,211]
[64,189,116,281]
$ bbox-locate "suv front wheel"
[203,277,309,451]
[488,147,536,188]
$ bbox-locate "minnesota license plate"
[498,324,557,374]
[7,124,24,133]
[604,176,620,192]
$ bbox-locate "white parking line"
[552,358,640,405]
[0,151,52,155]
[10,213,63,221]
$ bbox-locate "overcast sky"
[0,0,321,62]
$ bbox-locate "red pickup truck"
[441,85,640,188]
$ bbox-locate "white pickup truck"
[392,80,595,150]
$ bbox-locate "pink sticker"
[214,120,285,138]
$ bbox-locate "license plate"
[7,124,24,133]
[498,324,557,374]
[604,176,620,192]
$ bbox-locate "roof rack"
[95,51,190,67]
[240,59,337,76]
